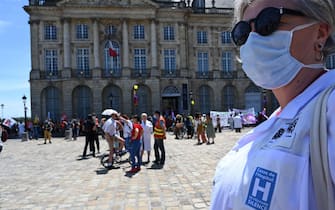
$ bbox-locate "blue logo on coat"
[245,167,277,210]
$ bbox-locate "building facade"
[24,0,279,120]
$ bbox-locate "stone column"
[122,19,130,76]
[122,19,129,68]
[93,19,100,68]
[63,19,71,69]
[30,20,40,71]
[150,20,158,69]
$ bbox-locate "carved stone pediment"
[57,0,158,7]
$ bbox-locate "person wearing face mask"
[211,1,335,210]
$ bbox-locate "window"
[197,31,207,44]
[104,41,121,75]
[105,25,117,35]
[134,48,146,71]
[76,24,88,40]
[76,48,89,75]
[163,26,175,41]
[326,53,335,69]
[73,86,92,119]
[133,25,145,40]
[222,51,233,72]
[164,49,176,72]
[221,31,231,44]
[44,24,57,40]
[44,49,58,74]
[197,52,209,72]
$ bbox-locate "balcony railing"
[102,69,122,78]
[40,70,59,79]
[221,71,237,79]
[72,69,92,78]
[161,69,181,78]
[130,69,151,78]
[196,71,213,79]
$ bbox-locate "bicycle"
[100,148,131,169]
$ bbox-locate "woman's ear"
[316,22,331,44]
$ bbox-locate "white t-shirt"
[103,118,117,136]
[122,119,133,138]
[211,70,335,210]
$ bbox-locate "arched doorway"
[198,85,213,114]
[41,86,61,120]
[72,86,93,119]
[102,85,122,112]
[162,86,181,115]
[244,85,262,113]
[132,85,151,115]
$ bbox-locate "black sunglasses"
[231,7,306,46]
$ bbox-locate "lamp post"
[133,84,139,114]
[0,104,4,119]
[189,91,195,116]
[22,95,27,132]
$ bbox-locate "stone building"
[24,0,279,121]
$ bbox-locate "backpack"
[1,129,8,142]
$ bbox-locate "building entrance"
[162,97,179,115]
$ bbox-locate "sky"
[0,0,31,119]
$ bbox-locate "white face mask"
[240,22,324,90]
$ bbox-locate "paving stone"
[0,128,250,209]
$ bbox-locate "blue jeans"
[124,137,131,151]
[130,140,141,168]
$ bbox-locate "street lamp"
[0,104,4,119]
[189,91,195,115]
[133,84,139,114]
[22,95,27,132]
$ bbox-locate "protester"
[92,114,100,154]
[102,112,120,168]
[153,111,166,165]
[233,112,242,133]
[119,114,133,152]
[71,118,79,140]
[18,122,25,137]
[185,115,194,139]
[215,114,222,133]
[82,114,96,158]
[211,1,335,209]
[32,115,40,140]
[141,113,153,163]
[174,114,183,139]
[128,115,143,173]
[195,114,207,144]
[205,114,215,144]
[0,125,6,153]
[42,119,53,144]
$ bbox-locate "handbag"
[310,85,335,210]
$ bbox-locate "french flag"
[108,41,118,57]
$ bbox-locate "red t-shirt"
[131,123,143,141]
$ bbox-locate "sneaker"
[135,167,141,172]
[128,168,137,173]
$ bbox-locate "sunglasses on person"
[231,7,306,46]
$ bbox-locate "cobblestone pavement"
[0,128,252,210]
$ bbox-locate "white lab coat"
[211,70,335,210]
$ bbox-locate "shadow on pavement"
[95,168,109,175]
[147,163,164,170]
